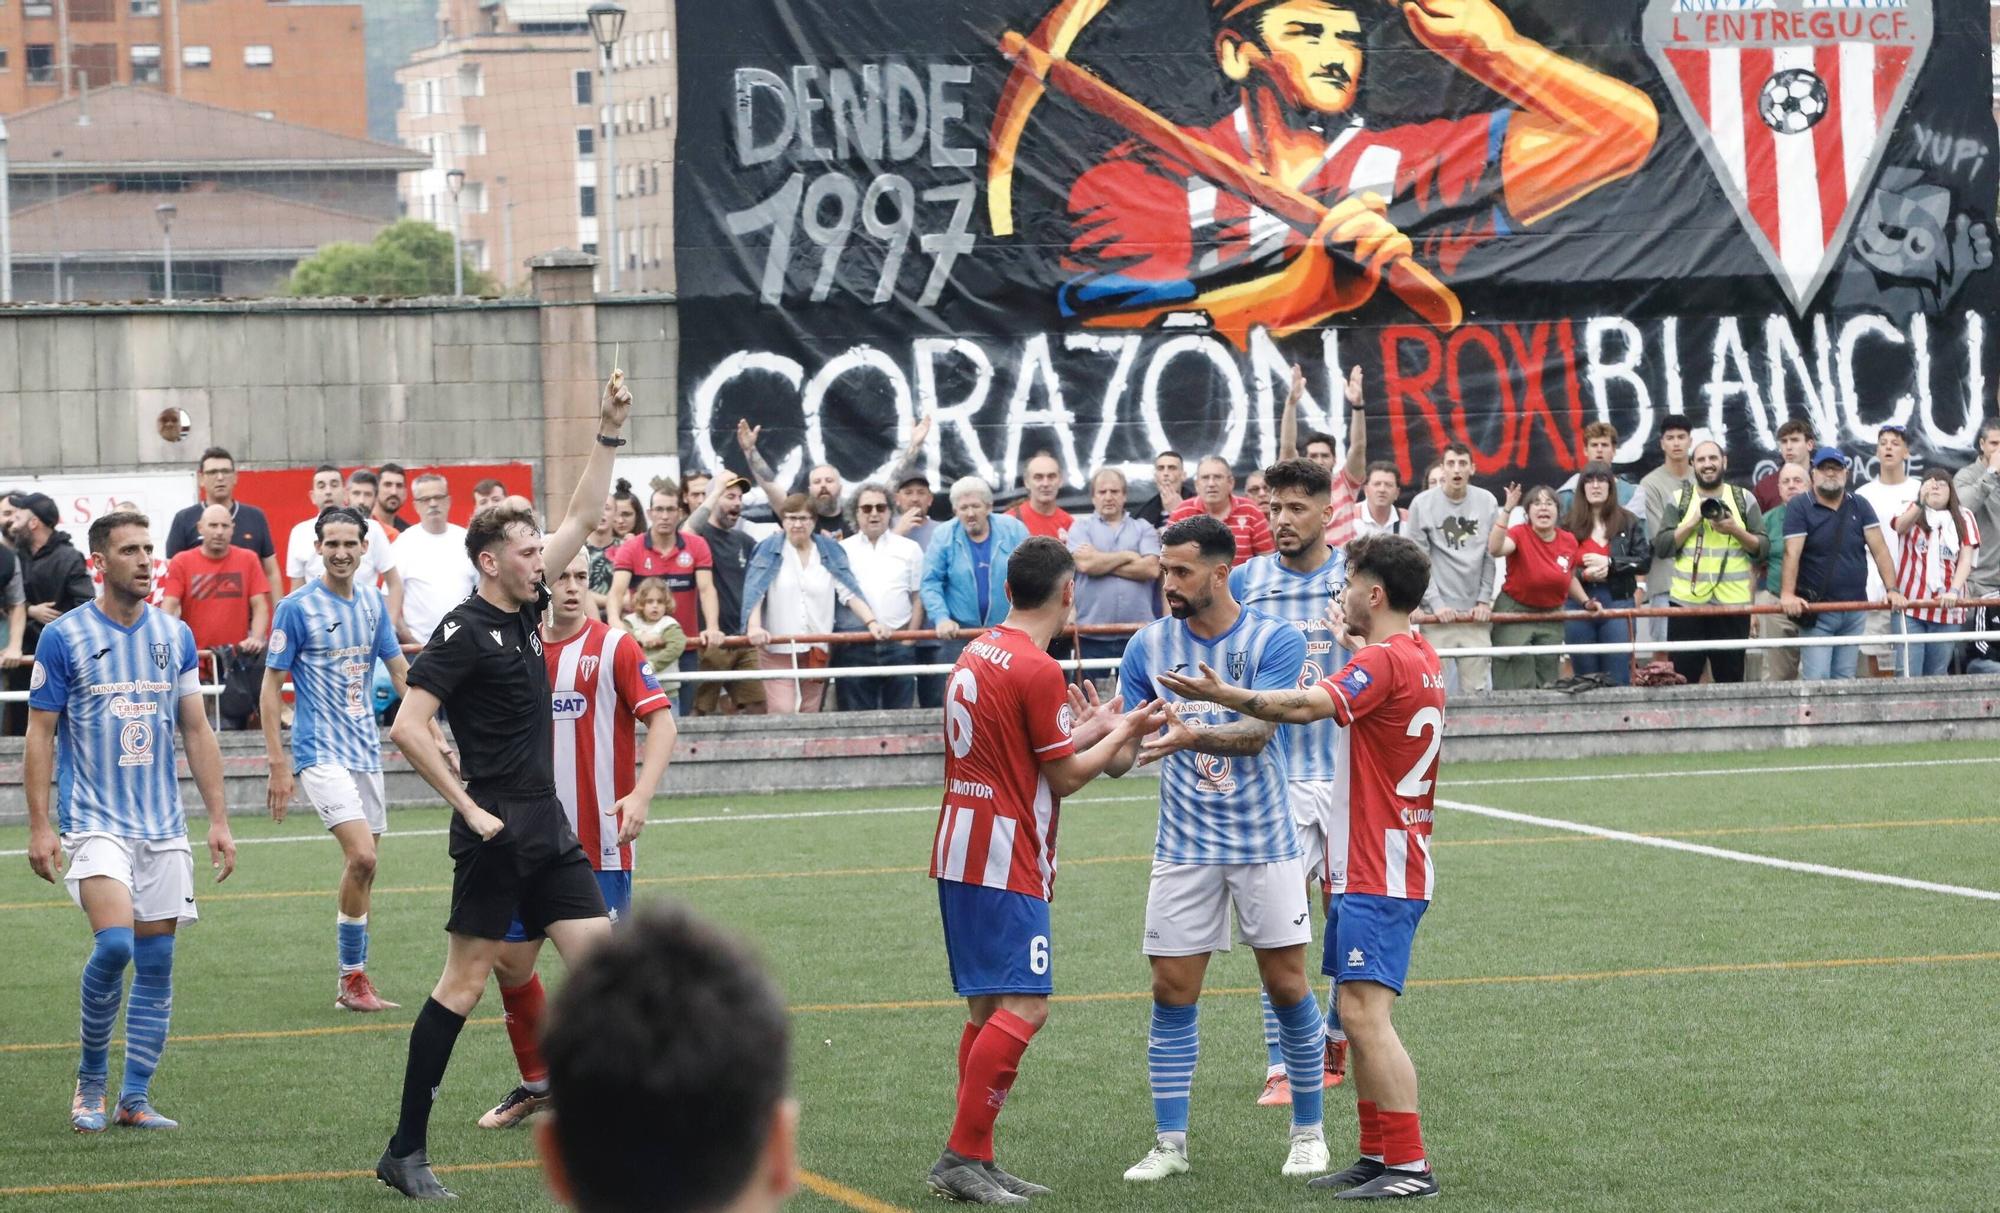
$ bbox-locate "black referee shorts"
[446,792,606,940]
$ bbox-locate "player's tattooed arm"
[1137,711,1276,766]
[1238,688,1336,725]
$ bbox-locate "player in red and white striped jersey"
[925,538,1160,1205]
[479,548,677,1130]
[1158,533,1444,1199]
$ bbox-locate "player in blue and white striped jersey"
[262,507,428,1014]
[1108,514,1331,1182]
[24,511,235,1134]
[1230,459,1353,1106]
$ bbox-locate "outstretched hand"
[1154,661,1232,707]
[1136,709,1197,768]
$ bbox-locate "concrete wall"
[0,278,679,511]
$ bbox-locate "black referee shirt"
[407,584,556,799]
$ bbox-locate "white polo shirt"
[840,529,923,630]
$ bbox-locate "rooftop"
[1,86,429,173]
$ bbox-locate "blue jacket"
[741,532,868,627]
[921,514,1029,629]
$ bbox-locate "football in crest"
[1757,68,1828,135]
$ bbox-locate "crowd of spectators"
[1,387,1995,731]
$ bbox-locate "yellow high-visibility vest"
[1669,486,1756,605]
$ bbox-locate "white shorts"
[1859,608,1894,661]
[63,833,198,924]
[1288,780,1339,891]
[299,765,388,835]
[1142,857,1311,957]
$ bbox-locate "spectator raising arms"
[1891,468,1980,677]
[1563,463,1650,687]
[1487,484,1596,690]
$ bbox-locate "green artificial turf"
[1,740,1996,1211]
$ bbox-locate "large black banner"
[674,0,1999,502]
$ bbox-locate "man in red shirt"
[1168,457,1275,566]
[607,483,720,652]
[926,538,1159,1204]
[160,503,271,657]
[1009,453,1075,542]
[1159,533,1446,1199]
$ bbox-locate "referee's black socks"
[391,998,467,1156]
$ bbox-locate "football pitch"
[2,739,1998,1211]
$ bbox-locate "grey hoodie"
[1408,485,1499,612]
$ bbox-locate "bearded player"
[925,537,1161,1205]
[1062,0,1658,339]
[477,546,677,1130]
[1159,534,1444,1199]
[1229,458,1351,1107]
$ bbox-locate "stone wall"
[0,261,679,511]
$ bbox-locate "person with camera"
[1657,438,1764,684]
[1779,447,1906,681]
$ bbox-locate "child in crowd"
[624,577,687,704]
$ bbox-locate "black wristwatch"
[595,433,627,448]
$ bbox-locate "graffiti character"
[1830,166,1993,314]
[1057,0,1659,337]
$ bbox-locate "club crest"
[150,643,170,670]
[579,654,601,682]
[1643,0,1935,311]
[1227,650,1247,681]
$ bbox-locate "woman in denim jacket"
[743,494,888,713]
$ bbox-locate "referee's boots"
[377,1143,458,1200]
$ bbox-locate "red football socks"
[1379,1108,1427,1170]
[500,975,548,1086]
[945,1010,1037,1162]
[956,1021,979,1085]
[1357,1098,1385,1160]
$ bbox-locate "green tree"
[288,219,496,297]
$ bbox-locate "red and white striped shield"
[1644,0,1934,310]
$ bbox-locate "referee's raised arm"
[544,370,635,578]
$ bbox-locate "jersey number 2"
[1395,706,1444,797]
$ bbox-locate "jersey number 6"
[946,667,978,759]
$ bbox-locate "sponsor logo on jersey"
[118,720,154,768]
[109,696,158,720]
[267,628,287,655]
[551,692,589,720]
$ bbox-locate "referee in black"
[375,371,634,1199]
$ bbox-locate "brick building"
[394,0,669,293]
[0,0,368,137]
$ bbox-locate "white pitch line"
[1436,798,2000,902]
[1448,755,2000,788]
[2,753,1993,858]
[0,796,1160,857]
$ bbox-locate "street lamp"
[445,167,465,296]
[0,118,12,304]
[587,1,625,292]
[154,201,177,300]
[495,173,514,292]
